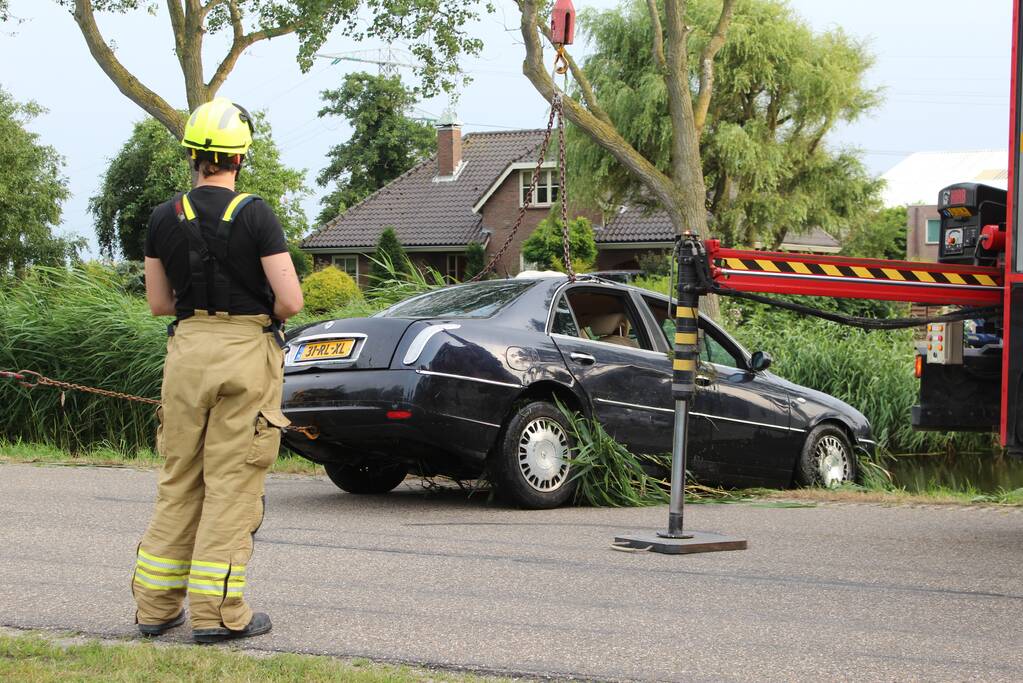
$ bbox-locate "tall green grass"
[0,265,388,452]
[0,267,167,451]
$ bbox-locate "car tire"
[323,462,408,494]
[490,401,578,509]
[796,424,858,488]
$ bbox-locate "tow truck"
[615,0,1023,553]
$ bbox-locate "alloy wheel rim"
[518,418,570,492]
[814,435,851,487]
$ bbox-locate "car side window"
[702,328,742,369]
[640,295,744,369]
[642,295,674,344]
[561,289,653,351]
[551,295,580,337]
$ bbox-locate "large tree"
[515,0,736,244]
[60,0,490,139]
[316,72,434,225]
[90,112,308,260]
[0,87,82,275]
[566,0,882,247]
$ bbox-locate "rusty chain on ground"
[469,90,575,283]
[0,369,320,440]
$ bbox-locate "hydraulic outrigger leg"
[614,235,748,554]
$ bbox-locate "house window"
[925,219,941,245]
[520,168,560,207]
[446,254,467,283]
[331,255,359,280]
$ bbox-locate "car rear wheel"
[796,424,857,488]
[489,401,577,509]
[324,462,408,494]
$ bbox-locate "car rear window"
[380,280,537,319]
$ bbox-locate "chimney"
[436,110,462,178]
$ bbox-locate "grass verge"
[0,630,508,683]
[756,484,1023,507]
[0,440,322,475]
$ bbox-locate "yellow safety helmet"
[181,97,254,155]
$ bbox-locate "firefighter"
[134,97,303,643]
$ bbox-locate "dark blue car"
[281,275,874,508]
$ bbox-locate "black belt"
[167,316,286,349]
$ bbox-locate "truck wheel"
[796,424,857,488]
[324,462,408,494]
[489,401,577,509]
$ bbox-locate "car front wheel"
[324,462,408,494]
[796,424,858,488]
[489,401,577,509]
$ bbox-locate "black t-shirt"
[145,186,288,318]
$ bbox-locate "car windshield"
[380,280,537,319]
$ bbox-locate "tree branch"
[661,0,692,182]
[206,18,298,95]
[72,0,185,138]
[692,0,735,136]
[166,0,186,73]
[537,21,612,125]
[645,0,666,71]
[518,0,675,209]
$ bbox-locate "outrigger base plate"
[613,531,747,555]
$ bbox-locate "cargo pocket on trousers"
[246,409,289,468]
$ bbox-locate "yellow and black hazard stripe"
[718,258,1000,288]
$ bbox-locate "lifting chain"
[0,369,320,440]
[470,89,575,282]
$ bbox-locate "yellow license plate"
[297,339,356,362]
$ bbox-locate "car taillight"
[386,410,412,420]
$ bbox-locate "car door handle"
[695,375,713,387]
[570,352,596,365]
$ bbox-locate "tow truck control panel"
[937,183,1007,266]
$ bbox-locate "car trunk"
[284,317,418,373]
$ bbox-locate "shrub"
[300,266,362,313]
[288,242,313,279]
[636,250,673,276]
[370,228,409,283]
[521,211,597,273]
[465,241,486,280]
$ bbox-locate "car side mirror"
[750,350,772,373]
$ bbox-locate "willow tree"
[517,0,736,240]
[567,0,882,248]
[60,0,489,139]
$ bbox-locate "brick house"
[880,150,1008,261]
[303,120,844,282]
[302,117,574,285]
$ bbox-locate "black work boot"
[193,612,273,644]
[138,610,186,637]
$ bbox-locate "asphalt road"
[1,463,1021,682]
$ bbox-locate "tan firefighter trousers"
[132,312,289,631]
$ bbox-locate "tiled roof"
[779,226,840,249]
[302,129,548,249]
[595,205,673,243]
[595,205,840,249]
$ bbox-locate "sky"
[0,0,1014,256]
